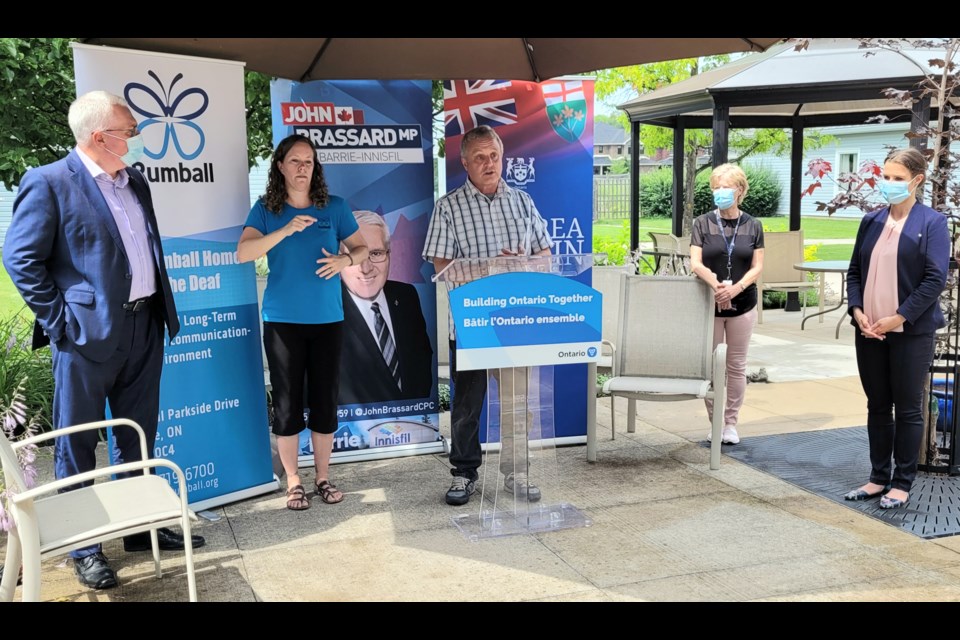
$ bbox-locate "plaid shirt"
[423,178,552,336]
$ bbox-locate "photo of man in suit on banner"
[339,210,434,406]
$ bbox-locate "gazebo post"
[783,114,806,313]
[672,125,684,237]
[630,120,641,252]
[712,105,729,167]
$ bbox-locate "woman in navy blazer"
[844,148,950,509]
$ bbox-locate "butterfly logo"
[124,71,209,161]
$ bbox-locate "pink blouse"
[863,215,904,333]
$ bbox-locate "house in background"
[594,121,631,174]
[741,122,914,218]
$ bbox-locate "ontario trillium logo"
[125,71,209,161]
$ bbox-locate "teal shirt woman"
[237,134,367,511]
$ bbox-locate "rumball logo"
[282,101,424,165]
[125,70,214,184]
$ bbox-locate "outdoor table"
[794,260,850,339]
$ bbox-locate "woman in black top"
[690,163,765,445]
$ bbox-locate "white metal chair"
[0,418,198,602]
[757,230,817,323]
[599,275,728,469]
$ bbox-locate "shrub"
[0,313,53,435]
[640,165,783,219]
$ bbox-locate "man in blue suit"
[3,90,204,590]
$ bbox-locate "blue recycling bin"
[932,377,954,432]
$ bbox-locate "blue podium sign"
[449,272,602,370]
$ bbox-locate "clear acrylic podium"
[435,254,597,540]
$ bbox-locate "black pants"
[264,321,343,436]
[855,331,936,492]
[448,340,487,481]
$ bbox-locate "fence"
[593,174,631,221]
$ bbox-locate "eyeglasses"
[103,127,140,138]
[367,249,390,264]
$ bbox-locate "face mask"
[878,177,917,205]
[713,187,737,210]
[103,132,145,166]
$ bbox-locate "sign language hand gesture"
[284,214,317,237]
[316,247,351,280]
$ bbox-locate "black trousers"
[855,331,936,492]
[448,340,486,480]
[263,321,343,436]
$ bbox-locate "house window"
[617,146,623,155]
[839,152,859,192]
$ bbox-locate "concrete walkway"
[7,305,960,602]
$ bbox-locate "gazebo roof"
[619,38,952,128]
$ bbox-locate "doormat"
[712,426,960,539]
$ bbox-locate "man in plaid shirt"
[423,125,552,506]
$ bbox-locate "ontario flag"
[542,80,587,143]
[443,80,518,137]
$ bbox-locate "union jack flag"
[444,80,517,137]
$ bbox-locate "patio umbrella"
[80,38,785,82]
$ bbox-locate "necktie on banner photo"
[371,302,402,390]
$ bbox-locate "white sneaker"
[721,426,740,445]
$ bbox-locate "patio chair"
[757,230,817,323]
[648,232,682,275]
[599,275,727,469]
[0,418,198,602]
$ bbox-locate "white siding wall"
[745,123,912,218]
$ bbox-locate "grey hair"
[461,125,503,157]
[68,91,129,145]
[352,210,390,248]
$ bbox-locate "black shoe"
[123,527,206,552]
[445,476,476,506]
[74,552,118,590]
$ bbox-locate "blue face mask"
[713,187,737,210]
[878,178,917,205]
[103,132,145,166]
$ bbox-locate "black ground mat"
[712,426,960,539]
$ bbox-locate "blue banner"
[271,80,439,461]
[444,78,594,440]
[450,272,601,370]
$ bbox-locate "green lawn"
[0,254,31,321]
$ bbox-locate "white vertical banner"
[72,43,278,510]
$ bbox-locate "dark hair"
[885,148,927,178]
[460,125,503,157]
[262,134,329,214]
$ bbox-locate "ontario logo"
[506,157,536,187]
[281,100,423,165]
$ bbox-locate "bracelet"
[344,252,354,266]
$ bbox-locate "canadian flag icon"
[334,106,365,125]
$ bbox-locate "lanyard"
[714,210,742,280]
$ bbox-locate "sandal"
[285,484,310,511]
[315,479,344,504]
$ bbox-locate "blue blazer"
[3,150,180,362]
[846,202,949,335]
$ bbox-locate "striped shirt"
[423,178,551,336]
